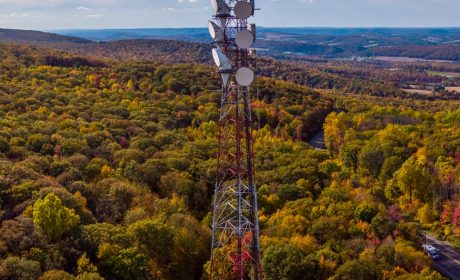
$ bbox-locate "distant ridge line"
[0,28,92,44]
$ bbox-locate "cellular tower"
[208,0,262,279]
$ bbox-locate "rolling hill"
[0,28,91,44]
[0,28,452,101]
[58,39,212,64]
[0,28,210,64]
[54,27,460,61]
[3,27,460,62]
[0,34,456,280]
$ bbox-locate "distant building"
[433,84,446,93]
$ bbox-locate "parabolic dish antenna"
[234,1,253,20]
[235,29,254,49]
[211,0,231,15]
[212,48,232,70]
[208,21,224,42]
[236,67,254,86]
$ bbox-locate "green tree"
[358,144,384,177]
[97,243,146,280]
[33,193,80,240]
[395,157,436,203]
[379,156,403,184]
[262,243,318,280]
[166,78,184,93]
[340,142,362,170]
[38,270,75,280]
[28,134,52,153]
[334,259,379,280]
[61,138,86,156]
[127,219,174,263]
[354,204,378,223]
[166,214,211,279]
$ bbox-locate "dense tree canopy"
[0,40,455,280]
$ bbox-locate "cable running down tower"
[209,0,261,279]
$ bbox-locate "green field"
[427,70,460,78]
[402,88,433,95]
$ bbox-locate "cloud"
[84,14,104,18]
[0,0,132,10]
[0,0,459,30]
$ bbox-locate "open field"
[372,56,456,63]
[402,88,433,95]
[427,71,460,78]
[447,87,460,92]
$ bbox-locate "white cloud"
[0,0,458,30]
[84,14,103,18]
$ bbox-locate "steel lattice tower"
[209,1,261,279]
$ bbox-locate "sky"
[0,0,459,30]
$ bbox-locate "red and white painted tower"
[209,0,261,279]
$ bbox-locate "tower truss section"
[209,0,262,279]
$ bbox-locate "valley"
[0,27,460,280]
[54,27,460,61]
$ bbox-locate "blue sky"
[0,0,459,30]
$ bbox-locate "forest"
[0,36,460,280]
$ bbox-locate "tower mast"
[209,0,261,279]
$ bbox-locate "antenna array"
[208,0,262,279]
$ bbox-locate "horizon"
[13,26,460,34]
[46,26,460,31]
[0,0,459,30]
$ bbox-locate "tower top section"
[208,0,257,86]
